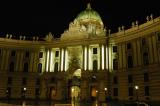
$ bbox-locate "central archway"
[68,69,81,102]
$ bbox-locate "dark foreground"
[0,99,160,106]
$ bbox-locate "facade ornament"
[9,34,12,39]
[45,32,54,42]
[6,34,9,39]
[135,20,138,26]
[36,36,39,41]
[23,36,26,40]
[132,22,135,27]
[108,29,111,35]
[146,16,149,22]
[118,27,121,32]
[150,14,153,20]
[33,36,35,41]
[19,36,22,40]
[121,26,124,30]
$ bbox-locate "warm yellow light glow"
[50,50,53,72]
[104,87,107,91]
[46,50,49,72]
[135,85,139,90]
[65,49,68,71]
[61,49,64,71]
[106,46,108,69]
[73,69,81,77]
[72,88,74,92]
[24,87,26,91]
[102,45,104,70]
[88,46,91,70]
[84,46,87,70]
[109,46,112,72]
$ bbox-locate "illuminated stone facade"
[0,3,160,104]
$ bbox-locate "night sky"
[0,0,159,38]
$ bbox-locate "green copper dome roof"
[75,3,103,26]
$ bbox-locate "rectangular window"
[39,52,43,58]
[113,59,118,70]
[113,46,117,53]
[157,33,160,41]
[22,78,27,85]
[93,48,97,54]
[144,73,149,82]
[128,56,133,68]
[113,76,118,84]
[128,87,133,96]
[113,88,118,96]
[36,78,40,85]
[25,51,29,58]
[128,75,133,83]
[35,88,40,96]
[145,86,149,96]
[55,51,59,57]
[7,77,12,85]
[11,50,16,57]
[127,43,131,50]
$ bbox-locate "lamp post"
[95,90,98,105]
[72,87,75,106]
[104,87,107,102]
[135,85,139,103]
[22,87,26,106]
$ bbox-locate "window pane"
[39,52,43,58]
[55,51,59,57]
[113,46,117,52]
[93,48,97,54]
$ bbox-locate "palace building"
[0,3,160,105]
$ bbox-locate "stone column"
[5,49,10,71]
[1,49,6,71]
[152,36,158,63]
[122,43,126,69]
[99,44,102,70]
[148,37,154,64]
[118,44,123,69]
[63,48,66,71]
[137,39,142,66]
[104,45,106,70]
[87,46,89,71]
[133,41,138,67]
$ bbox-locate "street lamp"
[22,87,27,106]
[104,87,107,94]
[95,90,98,105]
[135,85,139,102]
[104,87,107,102]
[72,88,75,106]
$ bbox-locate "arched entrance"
[50,87,56,100]
[68,69,81,102]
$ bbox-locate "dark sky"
[0,0,159,38]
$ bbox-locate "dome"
[75,3,104,27]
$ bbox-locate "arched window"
[24,62,28,72]
[93,60,98,71]
[37,63,42,73]
[9,62,14,72]
[54,62,58,72]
